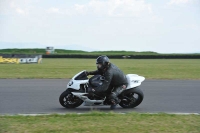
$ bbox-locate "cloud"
[1,0,152,17]
[0,0,30,15]
[74,4,88,15]
[43,0,152,17]
[168,0,192,5]
[11,1,31,15]
[46,7,61,14]
[15,8,27,15]
[74,0,153,17]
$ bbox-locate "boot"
[110,104,117,110]
[110,99,119,110]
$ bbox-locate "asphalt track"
[0,79,199,115]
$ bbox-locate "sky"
[0,0,199,53]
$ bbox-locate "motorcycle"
[59,70,145,109]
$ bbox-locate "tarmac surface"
[0,79,199,115]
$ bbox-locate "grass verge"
[0,59,199,79]
[0,111,199,133]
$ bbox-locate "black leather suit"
[88,63,128,104]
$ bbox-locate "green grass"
[0,59,199,79]
[0,112,199,133]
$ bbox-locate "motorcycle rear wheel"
[119,87,144,108]
[59,89,83,108]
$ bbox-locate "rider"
[86,55,128,109]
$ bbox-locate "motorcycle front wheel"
[119,87,144,108]
[59,89,83,108]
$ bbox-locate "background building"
[46,47,54,55]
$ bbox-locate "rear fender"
[126,74,145,89]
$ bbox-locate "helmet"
[96,55,110,71]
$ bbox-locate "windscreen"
[74,71,88,80]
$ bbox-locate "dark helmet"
[96,55,110,71]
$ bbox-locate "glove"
[85,71,90,76]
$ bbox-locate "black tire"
[119,87,144,108]
[59,89,83,108]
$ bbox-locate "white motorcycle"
[59,70,145,109]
